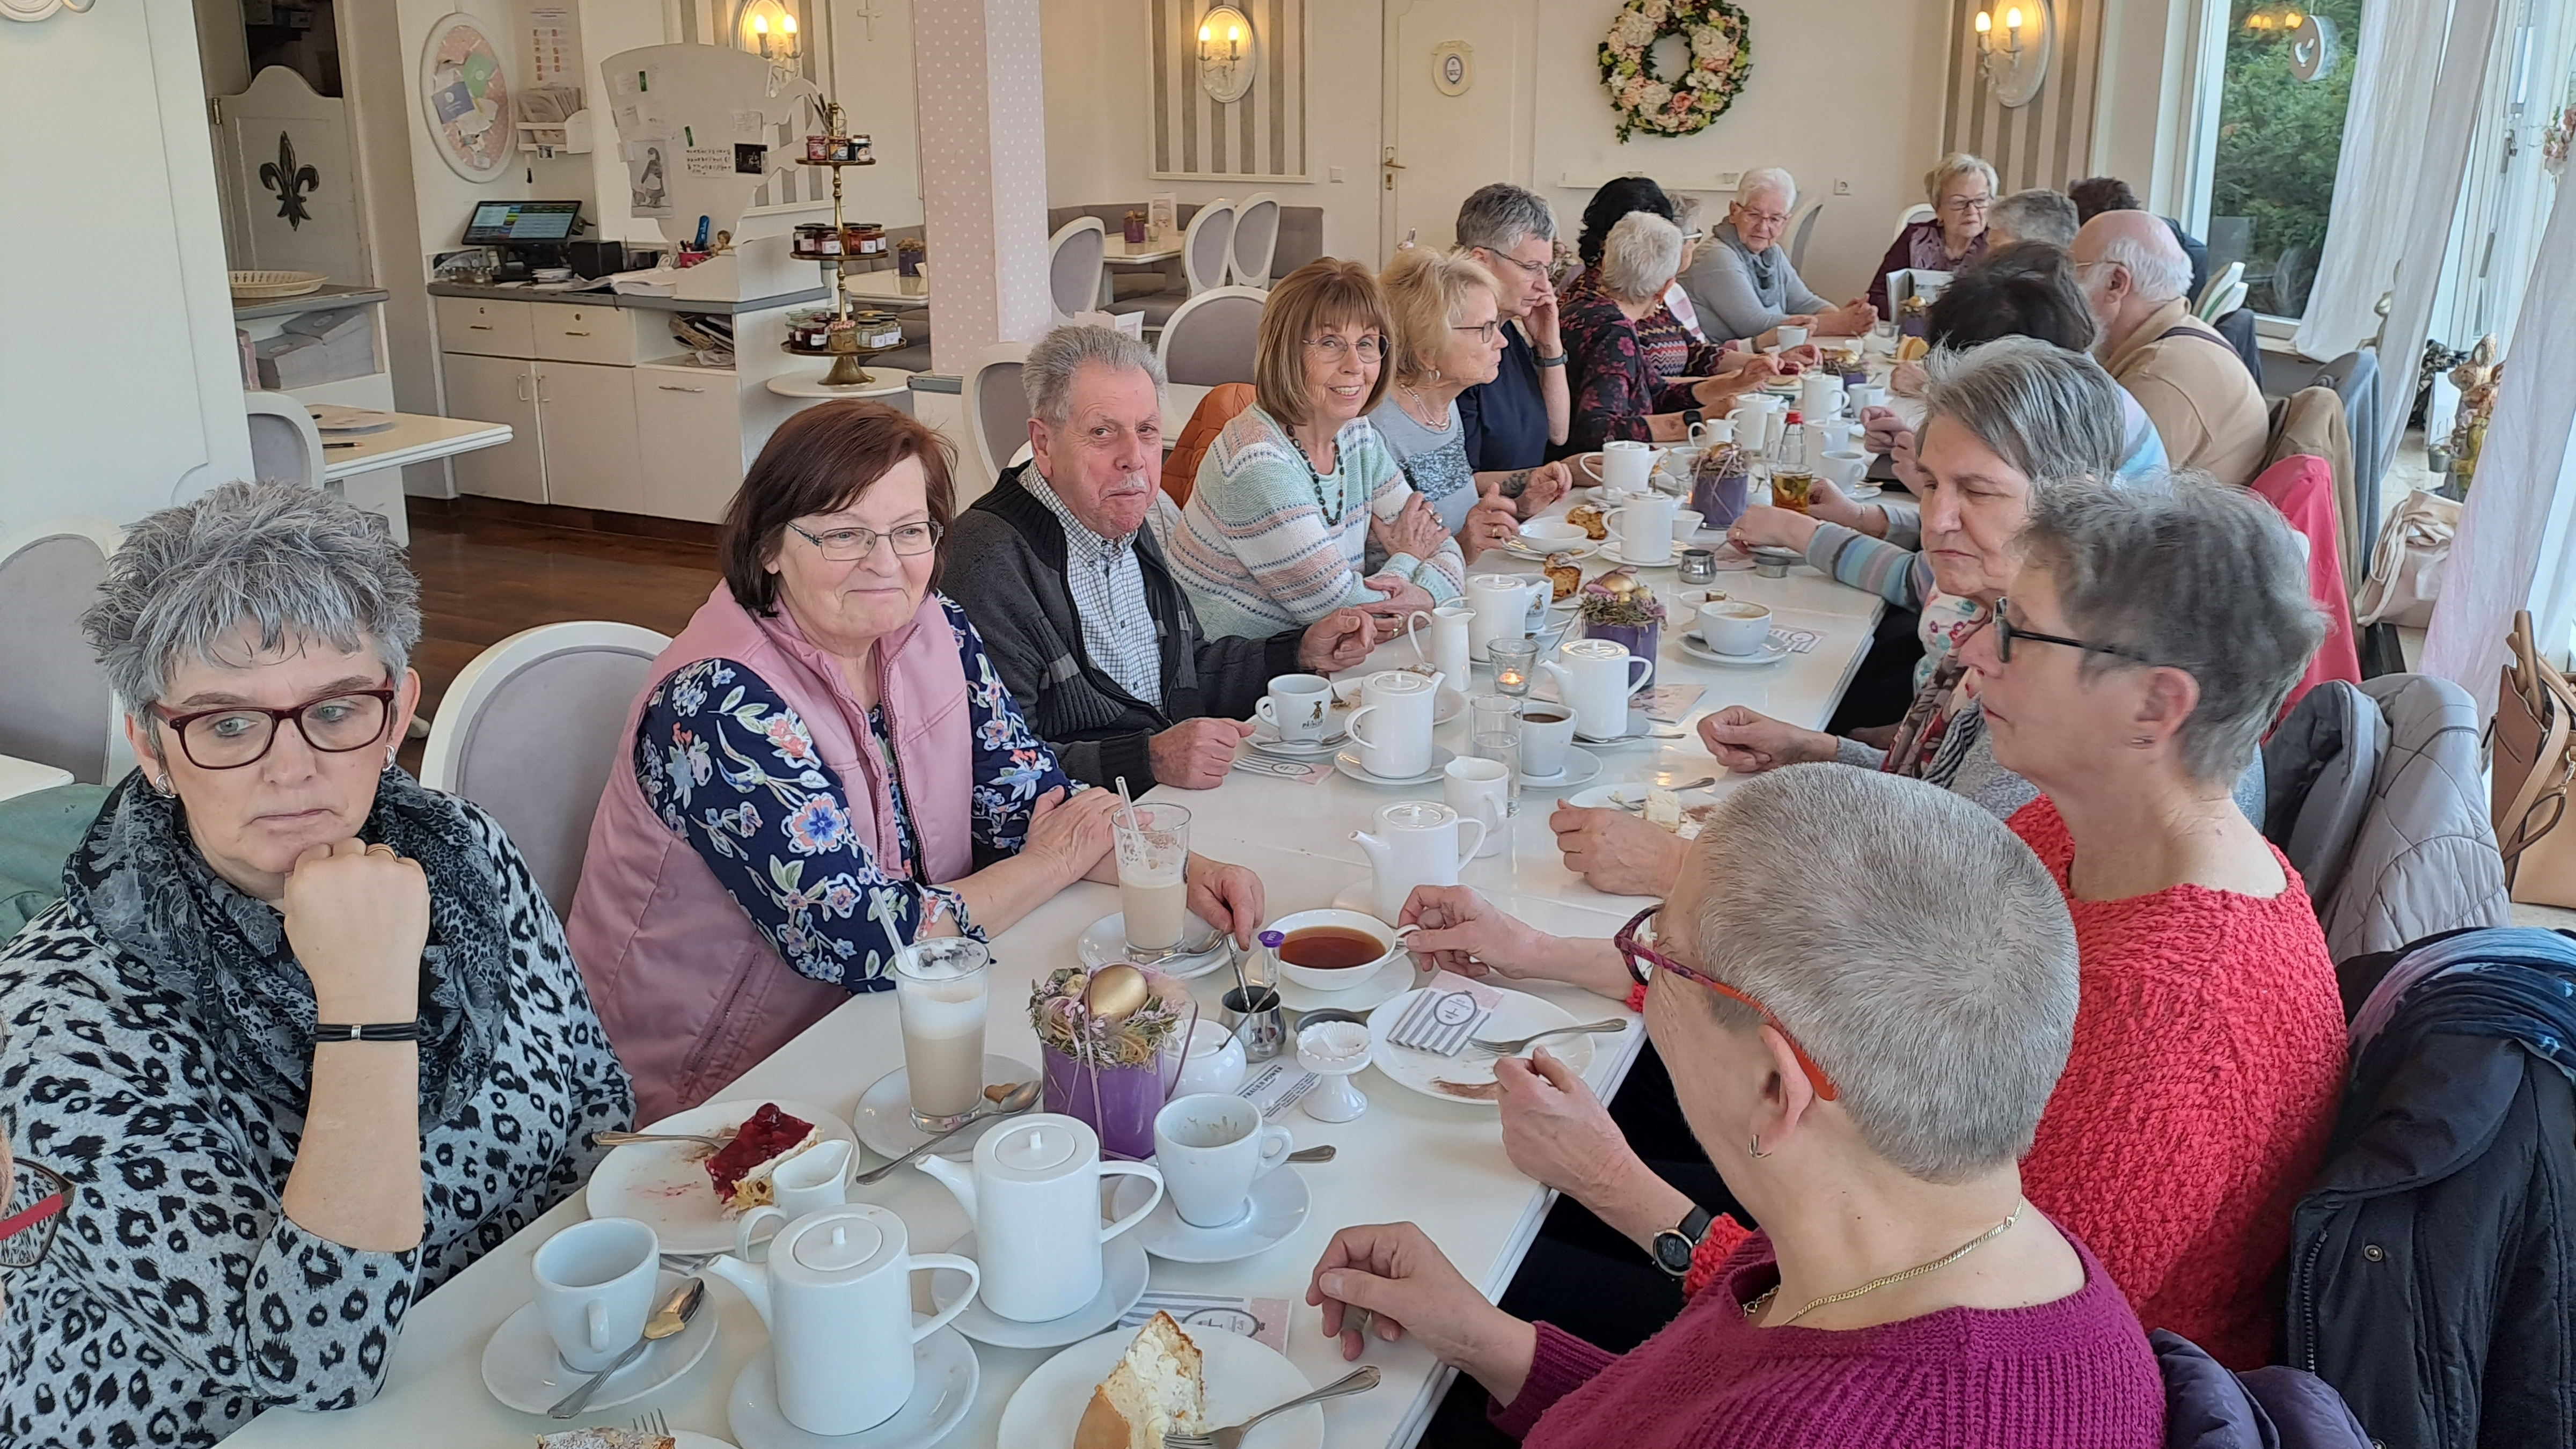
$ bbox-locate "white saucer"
[1517,745,1602,789]
[586,1100,859,1255]
[1597,541,1682,569]
[1112,1165,1311,1263]
[1333,745,1455,788]
[854,1055,1040,1162]
[942,1230,1151,1349]
[1574,707,1662,744]
[1845,484,1883,501]
[1246,730,1344,759]
[1365,986,1615,1106]
[1680,632,1792,667]
[726,1329,977,1449]
[481,1269,720,1414]
[1074,910,1231,979]
[997,1326,1323,1449]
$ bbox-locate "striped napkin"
[1387,971,1502,1057]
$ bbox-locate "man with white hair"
[946,326,1377,791]
[2070,211,2268,486]
[1680,167,1876,346]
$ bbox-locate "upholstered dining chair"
[1229,192,1281,289]
[0,516,128,785]
[958,341,1035,493]
[1155,286,1267,388]
[1111,200,1236,332]
[1048,216,1109,326]
[244,391,326,489]
[419,620,670,914]
[1789,199,1827,273]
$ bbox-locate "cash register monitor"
[463,200,584,244]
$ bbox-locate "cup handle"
[906,1254,982,1343]
[1344,705,1378,750]
[1255,697,1279,728]
[1578,452,1605,484]
[585,1298,611,1352]
[1097,1162,1165,1242]
[1454,814,1487,862]
[735,1205,789,1256]
[1254,1124,1295,1177]
[1624,656,1653,698]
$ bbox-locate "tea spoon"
[853,1080,1041,1185]
[1285,1145,1336,1164]
[549,1275,704,1418]
[594,1127,734,1150]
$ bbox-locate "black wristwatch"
[1682,407,1704,436]
[1652,1204,1715,1278]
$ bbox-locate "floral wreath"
[1599,0,1752,144]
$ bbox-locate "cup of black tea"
[1265,909,1401,992]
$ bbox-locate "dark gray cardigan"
[946,463,1304,789]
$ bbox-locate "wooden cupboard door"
[441,353,545,503]
[535,361,642,512]
[434,296,537,357]
[633,367,745,523]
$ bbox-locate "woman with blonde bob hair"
[1867,151,1997,315]
[1169,258,1467,640]
[1370,247,1571,561]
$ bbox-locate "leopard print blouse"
[0,800,633,1446]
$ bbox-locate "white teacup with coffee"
[1517,706,1579,778]
[1699,599,1774,656]
[1256,674,1334,743]
[1153,1093,1294,1228]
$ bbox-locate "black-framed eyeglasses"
[1,1160,67,1275]
[151,680,398,771]
[1452,320,1503,343]
[1305,334,1386,364]
[785,519,943,563]
[1992,596,2156,667]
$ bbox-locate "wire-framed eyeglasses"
[786,519,943,563]
[1305,334,1386,364]
[1613,906,1838,1100]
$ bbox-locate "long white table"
[224,504,1883,1449]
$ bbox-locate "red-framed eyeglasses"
[1613,906,1839,1101]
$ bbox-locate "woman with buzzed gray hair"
[0,482,632,1445]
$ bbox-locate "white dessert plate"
[481,1269,720,1414]
[725,1328,977,1449]
[1365,986,1606,1106]
[942,1230,1151,1350]
[586,1099,858,1256]
[853,1055,1041,1162]
[996,1323,1323,1449]
[1112,1165,1310,1264]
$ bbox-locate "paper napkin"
[1387,971,1502,1056]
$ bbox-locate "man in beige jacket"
[2072,211,2269,486]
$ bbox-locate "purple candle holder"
[1041,1043,1165,1160]
[1691,470,1752,530]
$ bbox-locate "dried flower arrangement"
[1578,567,1667,627]
[1028,965,1192,1067]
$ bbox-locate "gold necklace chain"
[1743,1199,2025,1328]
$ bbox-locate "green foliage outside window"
[2210,0,2365,315]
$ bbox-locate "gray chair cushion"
[443,648,658,913]
[0,533,116,782]
[1108,291,1189,328]
[2263,679,2383,903]
[1161,292,1263,386]
[976,360,1030,472]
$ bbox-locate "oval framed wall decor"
[419,11,515,181]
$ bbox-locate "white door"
[213,65,369,284]
[536,361,643,512]
[1380,0,1534,258]
[442,354,545,503]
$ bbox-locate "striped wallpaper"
[1942,0,2108,195]
[1150,0,1309,181]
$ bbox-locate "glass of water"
[1469,696,1523,815]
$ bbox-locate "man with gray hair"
[2070,211,2268,485]
[946,326,1377,791]
[1453,183,1571,473]
[1985,187,2079,249]
[1680,166,1876,345]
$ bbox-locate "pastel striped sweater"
[1168,404,1466,640]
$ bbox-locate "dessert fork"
[1163,1366,1380,1448]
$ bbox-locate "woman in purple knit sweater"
[1305,765,2167,1447]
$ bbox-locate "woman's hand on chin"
[282,838,430,1022]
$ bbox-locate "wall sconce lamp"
[1972,1,2053,108]
[743,1,799,64]
[1196,5,1256,104]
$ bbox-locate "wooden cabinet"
[634,365,745,523]
[533,305,644,367]
[536,361,643,511]
[440,353,545,503]
[434,297,536,358]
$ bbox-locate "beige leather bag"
[2354,489,2460,629]
[2493,611,2576,908]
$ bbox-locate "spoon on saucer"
[853,1080,1041,1185]
[549,1275,704,1418]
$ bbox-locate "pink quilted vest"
[567,584,975,1122]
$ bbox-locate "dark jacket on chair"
[2155,1330,2370,1448]
[2285,926,2576,1449]
[945,461,1304,790]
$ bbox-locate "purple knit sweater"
[1491,1227,2166,1447]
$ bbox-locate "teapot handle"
[906,1254,982,1343]
[1624,655,1653,698]
[1097,1162,1165,1243]
[1344,704,1380,750]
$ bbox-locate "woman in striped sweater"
[1169,259,1466,641]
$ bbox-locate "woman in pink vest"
[570,402,1265,1119]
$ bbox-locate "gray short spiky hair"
[1677,765,2080,1183]
[1022,324,1164,430]
[1988,188,2079,248]
[1918,336,2128,493]
[1600,211,1684,303]
[82,480,422,714]
[1454,183,1557,255]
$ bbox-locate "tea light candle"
[1491,638,1540,697]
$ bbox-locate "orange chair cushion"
[1160,383,1256,508]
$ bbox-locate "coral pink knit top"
[1502,1226,2165,1447]
[1691,799,2347,1370]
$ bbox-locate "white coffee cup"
[1153,1093,1293,1228]
[532,1217,660,1372]
[1699,599,1774,656]
[1671,509,1705,543]
[1775,324,1811,348]
[1158,1018,1248,1097]
[1256,674,1334,743]
[1516,706,1579,778]
[1822,450,1869,491]
[1344,669,1440,779]
[1847,382,1888,413]
[1583,439,1664,493]
[1444,755,1511,858]
[734,1138,857,1251]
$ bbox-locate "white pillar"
[911,0,1052,371]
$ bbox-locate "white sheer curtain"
[2294,0,2460,360]
[2420,186,2576,717]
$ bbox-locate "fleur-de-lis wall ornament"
[260,131,320,229]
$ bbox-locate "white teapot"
[1541,638,1651,740]
[1351,800,1487,923]
[916,1114,1161,1322]
[702,1204,979,1435]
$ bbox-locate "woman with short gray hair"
[1556,211,1787,453]
[1867,150,1997,316]
[0,482,633,1444]
[1682,167,1879,346]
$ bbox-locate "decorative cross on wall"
[260,131,320,229]
[850,0,882,39]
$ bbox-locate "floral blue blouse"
[635,597,1077,991]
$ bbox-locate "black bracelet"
[313,1020,422,1044]
[1534,352,1568,368]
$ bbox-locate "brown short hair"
[1254,258,1394,429]
[721,400,956,615]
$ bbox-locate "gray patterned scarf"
[1717,221,1787,311]
[61,767,510,1126]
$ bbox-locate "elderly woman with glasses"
[1325,767,2166,1446]
[1168,258,1467,640]
[0,483,633,1444]
[1558,213,1788,455]
[1865,152,1996,317]
[571,402,1263,1120]
[1681,167,1878,348]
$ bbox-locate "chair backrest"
[958,341,1035,492]
[2196,259,2247,320]
[1229,192,1280,289]
[1183,200,1237,296]
[244,391,324,489]
[1160,382,1256,507]
[0,517,125,784]
[1048,216,1108,325]
[419,621,669,914]
[1788,199,1826,273]
[1155,286,1267,387]
[1895,202,1935,235]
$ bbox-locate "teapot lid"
[1377,801,1455,831]
[778,1205,900,1280]
[1365,669,1433,694]
[981,1114,1094,1179]
[1560,638,1627,658]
